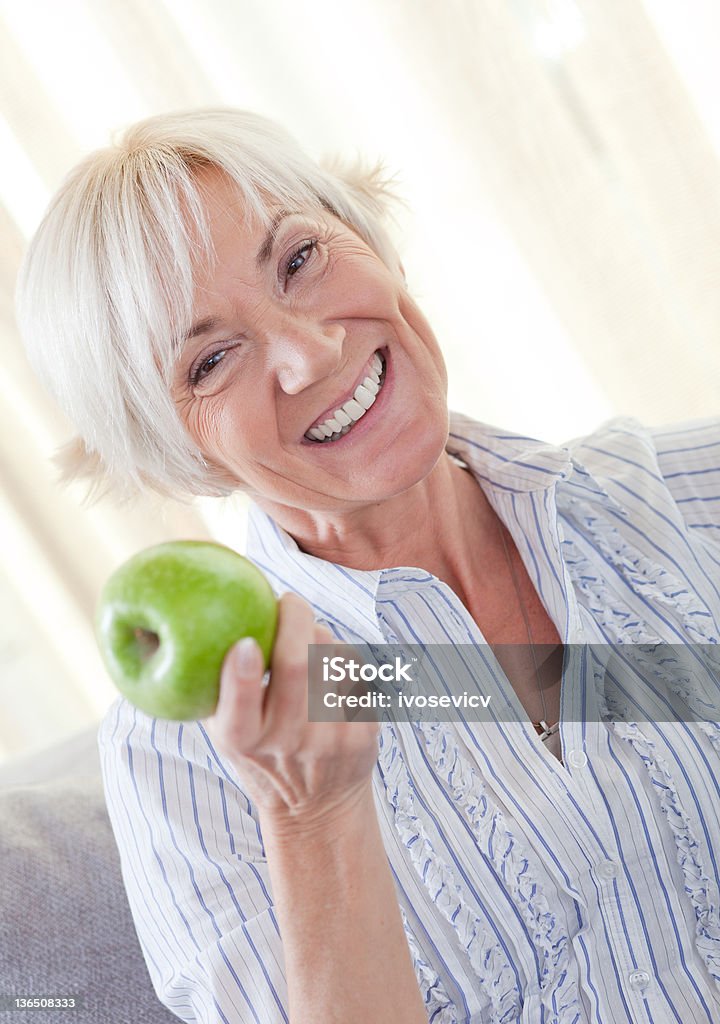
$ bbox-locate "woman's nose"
[272,320,347,395]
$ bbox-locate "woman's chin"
[338,430,451,503]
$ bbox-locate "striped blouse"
[98,412,720,1024]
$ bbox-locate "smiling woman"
[170,163,448,519]
[15,108,402,502]
[14,106,720,1024]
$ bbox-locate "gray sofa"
[0,728,179,1024]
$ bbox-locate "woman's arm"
[204,593,428,1024]
[261,785,427,1024]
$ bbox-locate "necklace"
[495,517,560,743]
[449,449,561,743]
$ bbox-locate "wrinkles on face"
[169,167,448,516]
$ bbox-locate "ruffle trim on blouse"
[559,534,661,646]
[377,726,522,1024]
[611,721,720,984]
[560,495,720,987]
[698,721,720,758]
[420,721,581,1024]
[559,497,720,721]
[400,907,460,1024]
[558,495,720,646]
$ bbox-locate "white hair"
[15,107,403,502]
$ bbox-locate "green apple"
[96,541,278,720]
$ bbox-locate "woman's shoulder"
[560,414,720,553]
[563,413,720,472]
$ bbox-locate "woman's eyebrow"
[180,315,224,349]
[256,209,295,267]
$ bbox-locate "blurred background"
[1,0,719,763]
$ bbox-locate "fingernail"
[233,637,259,673]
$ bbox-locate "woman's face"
[172,167,450,513]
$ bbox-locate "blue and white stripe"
[99,412,720,1023]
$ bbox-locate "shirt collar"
[446,410,574,493]
[245,411,574,632]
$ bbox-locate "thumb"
[228,636,263,678]
[204,637,264,755]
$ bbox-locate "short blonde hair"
[15,107,402,502]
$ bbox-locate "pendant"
[533,719,560,742]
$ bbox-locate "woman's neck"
[257,453,501,610]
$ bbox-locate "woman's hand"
[203,593,428,1024]
[202,592,381,829]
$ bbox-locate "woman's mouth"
[303,349,388,444]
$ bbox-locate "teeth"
[343,398,367,420]
[304,351,386,442]
[353,384,375,410]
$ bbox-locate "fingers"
[203,634,265,755]
[201,592,382,815]
[203,591,372,759]
[313,622,348,724]
[263,593,323,733]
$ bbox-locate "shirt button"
[596,860,619,881]
[567,749,588,768]
[628,970,651,991]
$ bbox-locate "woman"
[16,108,720,1024]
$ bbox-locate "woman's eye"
[190,349,226,386]
[286,239,317,278]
